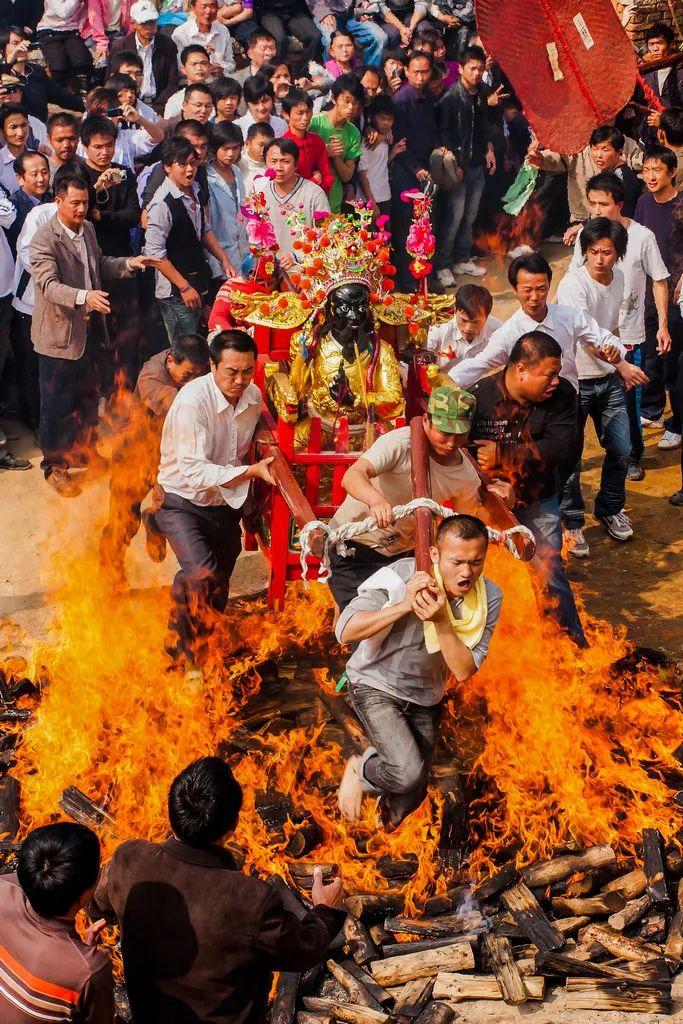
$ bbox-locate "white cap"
[130,0,159,22]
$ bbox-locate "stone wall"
[611,0,683,51]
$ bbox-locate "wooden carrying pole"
[255,410,322,547]
[410,417,433,573]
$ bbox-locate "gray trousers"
[349,680,441,829]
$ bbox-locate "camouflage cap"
[427,385,476,434]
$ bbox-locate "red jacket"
[282,130,335,195]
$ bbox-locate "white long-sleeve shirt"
[555,264,624,380]
[449,303,626,392]
[426,314,502,372]
[172,17,235,75]
[13,202,58,313]
[158,374,261,507]
[37,0,86,32]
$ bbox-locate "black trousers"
[328,540,405,610]
[38,346,99,476]
[0,292,12,381]
[155,493,244,662]
[258,6,322,65]
[10,310,40,431]
[37,29,92,85]
[105,278,142,393]
[640,306,683,427]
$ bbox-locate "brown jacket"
[0,873,113,1024]
[95,837,345,1024]
[29,215,132,361]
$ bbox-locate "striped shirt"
[0,874,113,1023]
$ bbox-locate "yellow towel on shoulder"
[423,565,488,655]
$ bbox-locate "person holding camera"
[0,26,85,122]
[81,84,164,171]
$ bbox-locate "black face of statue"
[327,283,373,352]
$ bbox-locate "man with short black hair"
[46,112,81,179]
[336,513,502,830]
[468,331,585,645]
[658,107,683,187]
[95,756,344,1023]
[155,330,276,669]
[642,22,683,112]
[163,44,213,118]
[6,151,50,256]
[427,283,501,371]
[261,137,330,265]
[172,0,236,77]
[0,822,113,1023]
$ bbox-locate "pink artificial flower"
[246,218,277,249]
[376,214,390,229]
[407,218,435,258]
[313,210,330,223]
[400,188,423,203]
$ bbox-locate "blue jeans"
[518,494,587,647]
[434,164,486,270]
[624,346,644,464]
[159,295,202,342]
[316,13,386,65]
[560,373,630,528]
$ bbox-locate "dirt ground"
[1,243,681,659]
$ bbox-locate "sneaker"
[658,430,682,450]
[669,489,683,506]
[435,268,455,288]
[564,528,590,558]
[627,463,645,481]
[507,244,535,259]
[452,261,486,277]
[0,451,31,470]
[641,414,664,428]
[599,510,634,541]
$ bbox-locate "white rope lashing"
[298,498,535,583]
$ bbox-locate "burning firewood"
[579,924,662,963]
[641,828,670,907]
[418,885,470,917]
[369,942,475,986]
[381,936,478,960]
[59,786,118,834]
[302,996,389,1024]
[325,961,381,1010]
[377,855,418,881]
[601,868,647,901]
[472,862,519,901]
[481,933,528,1004]
[256,791,321,858]
[390,976,433,1018]
[342,917,377,967]
[340,962,393,1008]
[0,776,19,838]
[345,893,404,921]
[500,881,565,955]
[383,911,484,939]
[521,844,616,888]
[550,891,626,917]
[316,691,367,753]
[272,973,300,1024]
[563,978,672,1013]
[289,863,338,886]
[664,878,683,969]
[432,972,546,1002]
[607,894,652,931]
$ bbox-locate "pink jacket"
[82,0,134,52]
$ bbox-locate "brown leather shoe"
[46,467,82,497]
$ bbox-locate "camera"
[106,106,124,117]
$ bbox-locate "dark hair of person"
[211,76,242,102]
[0,24,28,55]
[508,251,552,287]
[509,330,562,366]
[462,44,486,64]
[243,73,275,104]
[18,823,100,919]
[588,125,625,150]
[0,103,27,132]
[211,120,243,149]
[85,86,117,111]
[53,161,86,189]
[170,333,210,366]
[109,49,143,73]
[14,149,49,176]
[455,283,493,318]
[281,87,313,114]
[643,143,678,175]
[645,20,675,44]
[184,82,213,101]
[162,135,197,167]
[359,64,381,81]
[436,513,489,548]
[104,72,139,95]
[80,114,118,145]
[180,43,210,64]
[366,94,395,120]
[260,60,290,83]
[54,173,89,197]
[331,72,364,101]
[208,328,258,364]
[578,216,628,260]
[659,107,683,146]
[246,121,275,142]
[169,758,243,846]
[264,136,299,163]
[176,118,210,140]
[329,29,354,46]
[47,111,80,135]
[414,25,442,48]
[248,27,276,49]
[586,171,624,204]
[403,48,433,69]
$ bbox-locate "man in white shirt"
[426,284,501,372]
[155,330,275,672]
[557,218,633,558]
[163,45,213,118]
[259,138,329,267]
[172,0,236,78]
[449,251,646,394]
[572,171,671,480]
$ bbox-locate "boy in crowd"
[239,121,275,192]
[310,73,363,213]
[82,86,164,170]
[163,45,212,118]
[107,51,160,122]
[357,95,404,221]
[235,74,287,138]
[282,88,334,193]
[0,822,113,1022]
[212,76,243,122]
[144,137,235,339]
[46,113,81,179]
[426,283,502,371]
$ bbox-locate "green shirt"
[309,113,362,213]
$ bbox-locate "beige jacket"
[537,138,643,223]
[30,215,132,361]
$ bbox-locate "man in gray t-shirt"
[335,514,502,831]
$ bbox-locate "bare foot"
[338,756,364,820]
